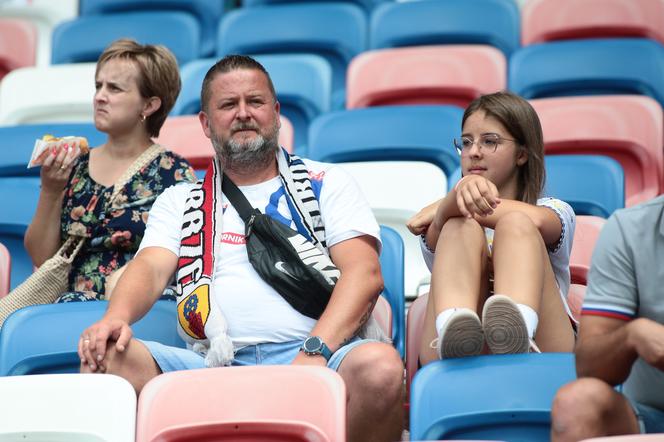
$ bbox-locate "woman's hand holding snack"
[40,139,83,194]
[454,174,501,219]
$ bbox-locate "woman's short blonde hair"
[96,38,181,137]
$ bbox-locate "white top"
[140,159,381,347]
[421,197,576,319]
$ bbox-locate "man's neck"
[223,159,279,186]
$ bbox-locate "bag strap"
[221,174,260,223]
[109,143,165,206]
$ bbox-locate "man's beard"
[212,120,280,174]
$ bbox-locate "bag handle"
[221,174,260,224]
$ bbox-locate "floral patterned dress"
[56,147,196,302]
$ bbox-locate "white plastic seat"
[0,63,95,125]
[0,373,136,442]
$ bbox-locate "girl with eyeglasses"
[407,91,576,364]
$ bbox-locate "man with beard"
[77,55,405,442]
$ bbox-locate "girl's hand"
[40,141,81,194]
[407,199,442,235]
[455,175,501,218]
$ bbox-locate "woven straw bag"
[0,144,165,327]
[0,235,85,326]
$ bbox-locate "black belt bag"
[222,174,339,319]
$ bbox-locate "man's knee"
[341,343,404,401]
[552,378,615,431]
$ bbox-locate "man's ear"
[199,111,212,139]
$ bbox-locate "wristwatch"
[301,336,333,361]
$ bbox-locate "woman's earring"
[140,114,146,123]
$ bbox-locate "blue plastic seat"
[0,300,184,376]
[378,225,405,358]
[79,0,223,57]
[242,0,389,13]
[217,3,367,109]
[410,353,576,441]
[545,155,625,218]
[0,123,105,177]
[51,11,201,65]
[173,54,332,154]
[509,38,664,107]
[0,176,40,290]
[448,155,625,218]
[308,105,461,178]
[370,0,521,56]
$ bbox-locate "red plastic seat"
[155,115,294,170]
[346,45,506,109]
[570,215,606,286]
[531,95,664,207]
[567,283,586,322]
[406,292,428,396]
[0,18,37,80]
[581,434,664,441]
[136,365,346,442]
[0,242,10,298]
[522,0,664,46]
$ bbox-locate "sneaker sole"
[482,295,529,354]
[438,311,484,359]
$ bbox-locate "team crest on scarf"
[177,279,211,339]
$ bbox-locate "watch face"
[303,336,322,353]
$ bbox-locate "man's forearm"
[576,321,638,385]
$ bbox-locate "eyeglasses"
[454,134,518,155]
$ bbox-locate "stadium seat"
[0,300,184,376]
[347,45,506,109]
[136,365,346,441]
[370,0,521,56]
[531,95,664,207]
[156,115,294,171]
[544,155,625,218]
[242,0,389,13]
[0,123,105,177]
[379,225,405,357]
[0,18,37,81]
[0,0,78,66]
[570,215,606,286]
[509,38,664,108]
[51,11,201,65]
[580,435,664,441]
[308,106,462,299]
[79,0,224,57]
[173,55,331,153]
[217,3,367,109]
[0,176,41,290]
[522,0,664,46]
[373,294,392,342]
[406,292,428,395]
[0,242,10,298]
[410,353,577,441]
[0,373,136,442]
[568,283,586,322]
[0,63,96,125]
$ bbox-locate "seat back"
[242,0,389,13]
[173,55,331,153]
[568,283,587,322]
[580,434,664,441]
[570,216,606,286]
[347,45,506,109]
[370,0,520,56]
[531,95,664,207]
[406,292,429,395]
[410,353,577,441]
[217,3,367,109]
[0,18,37,80]
[0,123,105,177]
[522,0,664,45]
[136,365,346,442]
[509,38,664,107]
[0,300,184,375]
[51,11,201,65]
[544,155,625,218]
[156,114,294,171]
[0,63,96,125]
[79,0,224,57]
[0,373,136,442]
[373,294,392,340]
[378,225,405,356]
[0,242,10,298]
[0,176,41,290]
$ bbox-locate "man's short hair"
[200,55,277,112]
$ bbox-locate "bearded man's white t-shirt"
[139,159,381,347]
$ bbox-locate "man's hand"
[629,318,664,371]
[291,351,327,367]
[78,318,133,372]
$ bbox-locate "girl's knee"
[494,212,540,241]
[439,217,484,243]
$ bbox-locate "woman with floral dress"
[24,39,196,302]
